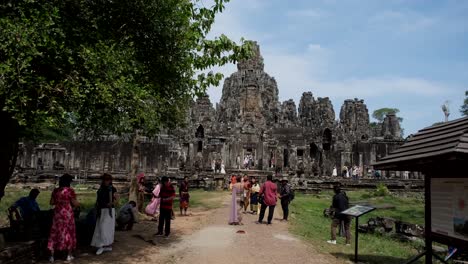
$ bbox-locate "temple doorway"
[310,143,319,160]
[196,125,204,138]
[283,149,289,168]
[197,141,203,153]
[243,148,256,169]
[322,128,332,151]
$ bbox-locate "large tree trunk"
[0,112,20,200]
[128,130,143,211]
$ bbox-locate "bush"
[374,183,391,197]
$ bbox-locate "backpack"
[289,186,295,202]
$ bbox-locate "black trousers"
[158,208,172,236]
[258,204,275,224]
[281,199,289,220]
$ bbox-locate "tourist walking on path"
[229,175,243,225]
[242,175,251,213]
[157,176,176,237]
[91,173,118,255]
[179,176,190,216]
[279,177,292,221]
[145,178,161,219]
[257,174,277,225]
[250,177,260,214]
[327,185,351,245]
[48,174,80,263]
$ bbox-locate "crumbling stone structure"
[15,42,405,180]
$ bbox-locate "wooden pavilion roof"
[373,116,468,170]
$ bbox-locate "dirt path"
[69,194,342,264]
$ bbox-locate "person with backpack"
[279,177,293,222]
[327,185,351,245]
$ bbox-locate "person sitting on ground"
[327,185,351,245]
[11,189,41,220]
[117,201,138,231]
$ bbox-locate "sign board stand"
[341,205,376,263]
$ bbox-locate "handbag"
[258,194,265,205]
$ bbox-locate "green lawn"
[1,187,225,226]
[289,191,426,264]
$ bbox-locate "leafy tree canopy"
[0,0,252,199]
[0,0,252,139]
[461,91,468,116]
[372,108,403,123]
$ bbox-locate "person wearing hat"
[279,177,292,221]
[48,174,80,262]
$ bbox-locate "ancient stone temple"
[15,42,406,181]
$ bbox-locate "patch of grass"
[0,186,97,227]
[289,191,425,264]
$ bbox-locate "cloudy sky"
[205,0,467,135]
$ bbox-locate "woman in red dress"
[48,174,80,263]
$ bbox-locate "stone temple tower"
[216,41,280,135]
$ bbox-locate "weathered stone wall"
[14,42,405,180]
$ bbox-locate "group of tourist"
[211,159,226,174]
[10,173,191,262]
[338,165,362,180]
[44,173,120,262]
[243,155,254,170]
[228,174,293,226]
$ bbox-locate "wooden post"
[355,217,359,263]
[424,174,432,264]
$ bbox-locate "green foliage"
[461,91,468,116]
[374,183,391,197]
[372,108,403,123]
[0,0,252,139]
[290,191,424,263]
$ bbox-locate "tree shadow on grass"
[331,252,423,264]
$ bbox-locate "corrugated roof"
[373,116,468,169]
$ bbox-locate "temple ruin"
[14,42,411,184]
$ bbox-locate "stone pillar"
[31,154,36,169]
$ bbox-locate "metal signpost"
[341,205,376,263]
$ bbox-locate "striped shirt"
[160,183,176,210]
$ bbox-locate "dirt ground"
[56,194,344,264]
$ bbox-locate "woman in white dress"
[220,160,226,174]
[91,173,118,255]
